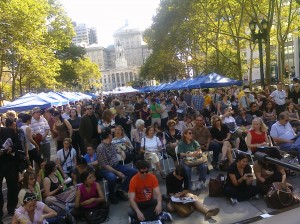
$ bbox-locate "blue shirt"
[270,121,295,140]
[84,153,97,164]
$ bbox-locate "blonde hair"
[251,117,268,133]
[211,115,223,128]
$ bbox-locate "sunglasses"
[86,108,93,110]
[24,195,37,202]
[139,169,149,174]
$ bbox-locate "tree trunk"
[236,38,242,80]
[265,39,271,85]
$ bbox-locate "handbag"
[183,151,208,167]
[84,208,109,224]
[209,174,226,197]
[265,182,300,209]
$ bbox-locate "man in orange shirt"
[128,160,172,223]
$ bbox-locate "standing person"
[288,82,300,110]
[21,114,43,169]
[262,100,277,131]
[79,104,99,152]
[269,82,287,116]
[183,90,192,107]
[56,138,77,179]
[43,107,58,140]
[52,110,73,151]
[96,128,137,204]
[0,119,21,218]
[223,154,259,205]
[30,107,51,162]
[61,105,71,120]
[140,102,151,128]
[285,102,300,132]
[134,97,143,124]
[177,129,208,190]
[68,108,82,156]
[115,105,133,140]
[160,98,169,131]
[150,98,161,126]
[177,96,188,119]
[166,165,219,219]
[191,89,204,114]
[217,94,231,115]
[128,160,172,224]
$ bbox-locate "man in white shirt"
[30,107,51,161]
[269,82,287,116]
[270,112,300,164]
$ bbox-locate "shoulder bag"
[209,174,226,197]
[183,151,208,167]
[265,182,300,209]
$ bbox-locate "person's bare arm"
[43,177,64,197]
[64,119,73,138]
[129,192,145,221]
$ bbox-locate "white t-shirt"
[57,148,76,173]
[141,136,162,152]
[270,90,286,106]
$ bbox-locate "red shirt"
[249,130,266,152]
[129,173,158,203]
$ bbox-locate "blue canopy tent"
[47,92,69,105]
[187,73,243,89]
[0,95,52,113]
[161,80,183,91]
[154,83,169,92]
[37,93,62,106]
[177,78,196,90]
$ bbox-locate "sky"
[60,0,161,47]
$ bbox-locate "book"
[171,196,196,204]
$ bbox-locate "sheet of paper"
[260,214,273,218]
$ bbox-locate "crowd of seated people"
[1,82,300,223]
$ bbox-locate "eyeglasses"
[86,108,93,110]
[24,195,37,202]
[139,169,149,174]
[64,142,70,145]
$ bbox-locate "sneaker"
[159,211,173,222]
[230,198,238,206]
[191,183,197,191]
[251,194,259,200]
[205,208,220,219]
[196,181,202,190]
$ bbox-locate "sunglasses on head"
[24,195,37,202]
[139,169,149,174]
[86,107,93,110]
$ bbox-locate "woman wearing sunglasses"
[13,192,57,224]
[177,128,207,190]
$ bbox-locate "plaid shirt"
[96,142,119,168]
[192,95,204,111]
[30,116,50,136]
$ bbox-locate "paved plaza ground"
[1,143,300,224]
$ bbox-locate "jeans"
[279,135,300,164]
[97,164,137,195]
[181,161,207,188]
[40,141,51,162]
[128,199,159,221]
[0,154,19,215]
[209,141,221,164]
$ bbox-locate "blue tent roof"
[187,73,242,89]
[37,93,62,106]
[47,92,69,105]
[0,94,52,113]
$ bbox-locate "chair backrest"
[268,135,275,146]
